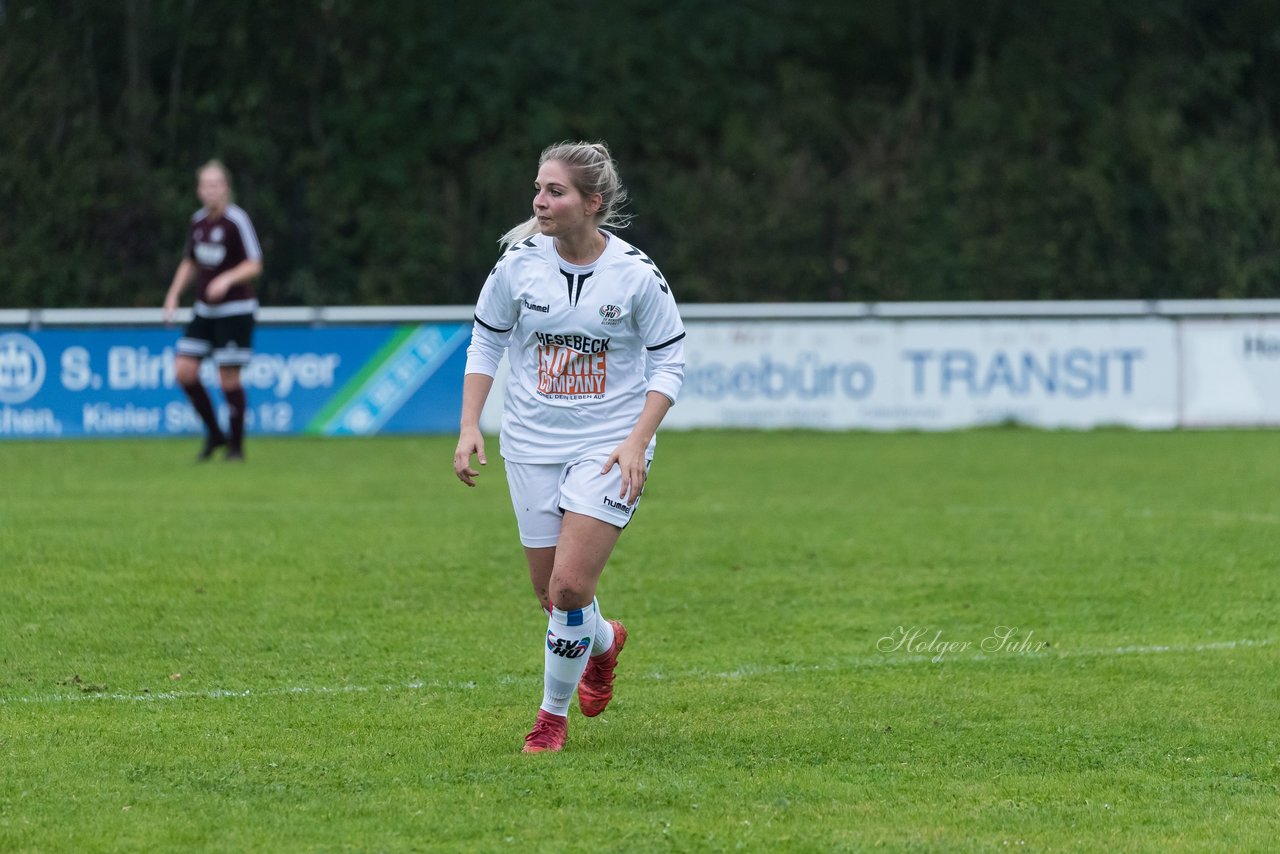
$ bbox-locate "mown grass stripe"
[3,637,1269,706]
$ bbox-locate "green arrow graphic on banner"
[305,324,469,435]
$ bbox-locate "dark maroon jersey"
[183,203,263,306]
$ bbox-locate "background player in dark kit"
[163,159,263,461]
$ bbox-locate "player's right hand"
[453,427,487,487]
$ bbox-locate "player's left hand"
[206,276,231,303]
[603,439,647,505]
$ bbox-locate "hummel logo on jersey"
[523,298,550,313]
[603,495,633,515]
[546,632,591,659]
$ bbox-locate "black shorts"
[177,312,256,366]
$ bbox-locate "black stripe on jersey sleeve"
[474,314,513,333]
[646,331,686,351]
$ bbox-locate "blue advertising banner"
[0,325,470,439]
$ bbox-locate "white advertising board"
[10,305,1280,434]
[1180,319,1280,426]
[663,319,1179,430]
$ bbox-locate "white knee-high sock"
[541,601,597,716]
[591,596,615,656]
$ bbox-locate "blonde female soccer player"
[163,159,263,461]
[453,141,686,753]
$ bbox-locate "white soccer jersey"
[466,231,686,463]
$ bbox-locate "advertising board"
[0,325,469,439]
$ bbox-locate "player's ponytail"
[498,141,631,251]
[498,215,541,251]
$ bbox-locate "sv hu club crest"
[546,632,591,659]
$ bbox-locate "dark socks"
[225,387,246,455]
[181,381,224,440]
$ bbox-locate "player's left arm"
[206,258,263,303]
[602,266,687,504]
[207,211,264,302]
[634,260,686,407]
[602,390,674,506]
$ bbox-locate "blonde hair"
[197,159,234,201]
[499,141,630,250]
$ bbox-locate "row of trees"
[3,0,1279,308]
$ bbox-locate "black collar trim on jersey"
[560,269,594,308]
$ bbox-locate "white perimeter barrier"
[485,302,1280,431]
[5,301,1280,431]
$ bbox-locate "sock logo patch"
[546,632,591,659]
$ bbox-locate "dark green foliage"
[2,0,1279,307]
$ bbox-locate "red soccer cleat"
[522,709,568,753]
[578,620,627,717]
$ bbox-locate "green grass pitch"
[2,429,1278,851]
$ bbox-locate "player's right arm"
[454,372,494,487]
[163,258,197,324]
[453,257,517,486]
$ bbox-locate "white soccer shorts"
[504,456,652,548]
